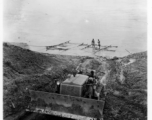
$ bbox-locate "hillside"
[3,42,147,120]
[104,51,147,120]
[74,51,147,120]
[3,42,82,118]
[7,42,30,49]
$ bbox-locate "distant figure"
[90,70,94,78]
[89,70,96,78]
[72,68,77,77]
[98,39,100,49]
[73,71,77,77]
[92,39,95,48]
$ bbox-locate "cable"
[125,49,131,54]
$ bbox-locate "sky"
[3,0,147,53]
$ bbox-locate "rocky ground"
[3,42,147,120]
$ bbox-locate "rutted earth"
[123,58,136,66]
[3,42,147,120]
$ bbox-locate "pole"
[125,49,131,54]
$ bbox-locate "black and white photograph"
[2,0,148,120]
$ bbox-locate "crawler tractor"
[26,71,105,120]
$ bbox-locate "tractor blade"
[26,90,105,119]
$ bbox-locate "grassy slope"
[3,43,81,118]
